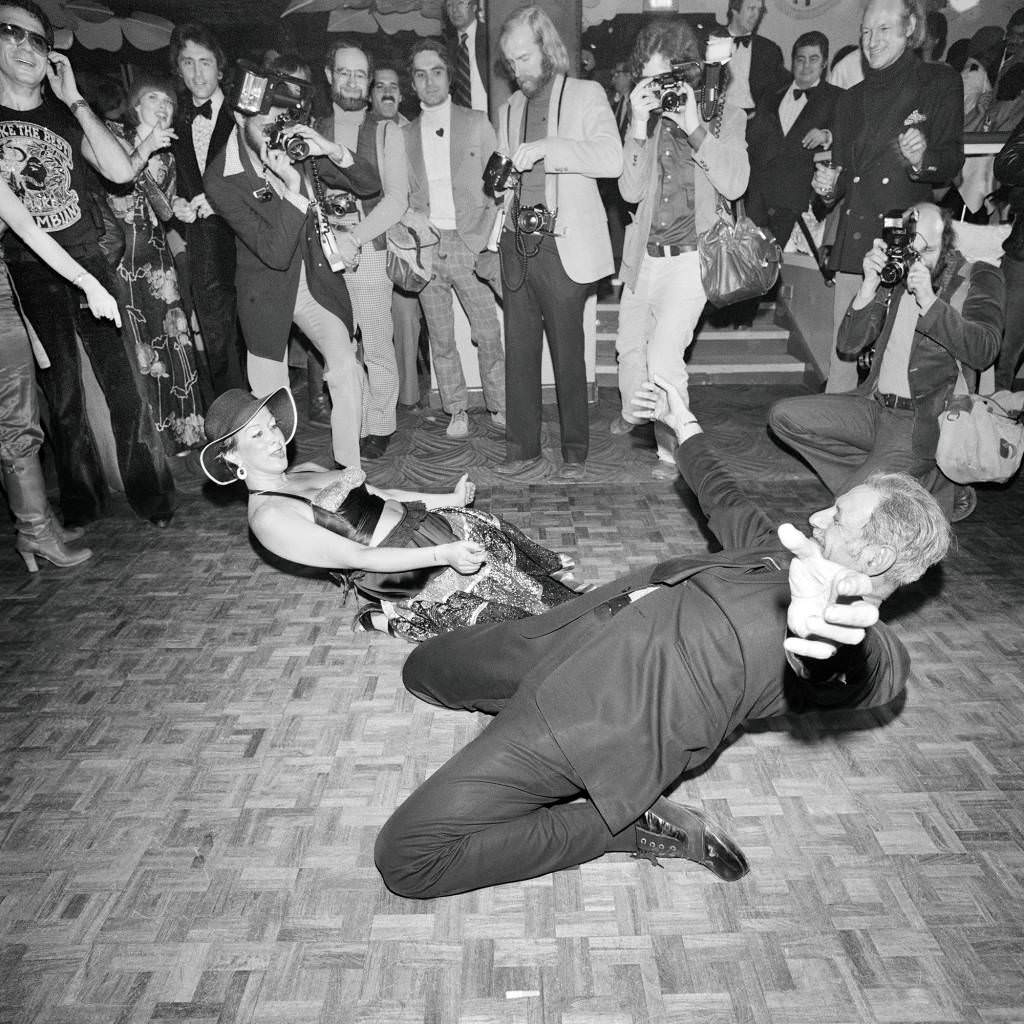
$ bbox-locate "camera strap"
[304,161,348,273]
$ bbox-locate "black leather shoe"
[633,797,749,881]
[149,514,173,529]
[308,390,332,427]
[360,434,391,459]
[492,456,550,478]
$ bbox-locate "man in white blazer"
[405,39,505,438]
[492,5,623,480]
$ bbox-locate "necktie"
[734,36,751,49]
[190,99,212,121]
[793,87,813,100]
[454,32,472,108]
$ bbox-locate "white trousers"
[615,249,705,460]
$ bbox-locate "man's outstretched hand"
[631,374,697,442]
[778,523,880,660]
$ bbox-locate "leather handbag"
[386,214,440,294]
[698,195,782,308]
[936,374,1024,484]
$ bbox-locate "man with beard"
[204,65,379,471]
[769,202,1003,523]
[319,40,408,460]
[369,64,422,409]
[491,5,622,481]
[405,39,504,439]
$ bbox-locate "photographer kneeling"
[204,62,380,470]
[769,202,1003,523]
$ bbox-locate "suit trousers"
[996,253,1024,391]
[419,229,505,416]
[615,250,704,461]
[0,265,43,463]
[186,217,243,403]
[499,232,589,464]
[345,247,399,437]
[375,610,640,900]
[8,252,176,524]
[825,272,863,393]
[769,391,952,513]
[246,266,364,471]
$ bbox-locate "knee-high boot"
[1,456,93,573]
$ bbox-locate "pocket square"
[903,109,927,126]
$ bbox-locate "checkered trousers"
[418,230,504,415]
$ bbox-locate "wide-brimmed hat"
[200,387,297,485]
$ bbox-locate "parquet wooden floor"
[1,387,1022,1024]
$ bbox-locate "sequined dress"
[257,469,581,642]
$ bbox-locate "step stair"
[595,295,808,387]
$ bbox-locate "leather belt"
[647,242,698,258]
[874,391,914,411]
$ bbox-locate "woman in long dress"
[102,74,204,454]
[200,388,587,641]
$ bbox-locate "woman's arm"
[251,502,484,573]
[365,473,474,510]
[0,178,121,326]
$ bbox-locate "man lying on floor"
[375,376,951,899]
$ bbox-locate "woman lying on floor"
[200,387,587,640]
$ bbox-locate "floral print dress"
[103,123,204,453]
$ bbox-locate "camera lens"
[661,90,682,112]
[879,260,905,287]
[285,135,309,160]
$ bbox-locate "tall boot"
[1,456,92,573]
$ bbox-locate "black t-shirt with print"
[0,95,103,260]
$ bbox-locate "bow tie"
[190,100,212,121]
[792,87,815,100]
[733,35,751,49]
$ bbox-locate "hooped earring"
[235,466,247,480]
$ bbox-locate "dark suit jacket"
[493,433,910,833]
[203,129,379,360]
[815,51,964,274]
[838,252,1003,463]
[746,79,841,244]
[445,19,489,112]
[748,34,789,109]
[172,99,234,205]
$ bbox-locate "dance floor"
[1,385,1022,1024]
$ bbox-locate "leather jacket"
[994,113,1024,259]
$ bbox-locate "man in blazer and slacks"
[404,39,505,438]
[374,377,951,900]
[491,6,622,480]
[170,22,245,402]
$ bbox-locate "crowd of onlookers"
[3,0,1024,575]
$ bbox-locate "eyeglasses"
[0,22,50,55]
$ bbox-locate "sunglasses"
[0,22,50,55]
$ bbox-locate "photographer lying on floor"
[374,376,951,899]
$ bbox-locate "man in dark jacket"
[205,72,379,470]
[170,22,245,402]
[811,0,964,392]
[374,377,951,900]
[769,202,1003,522]
[746,30,841,248]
